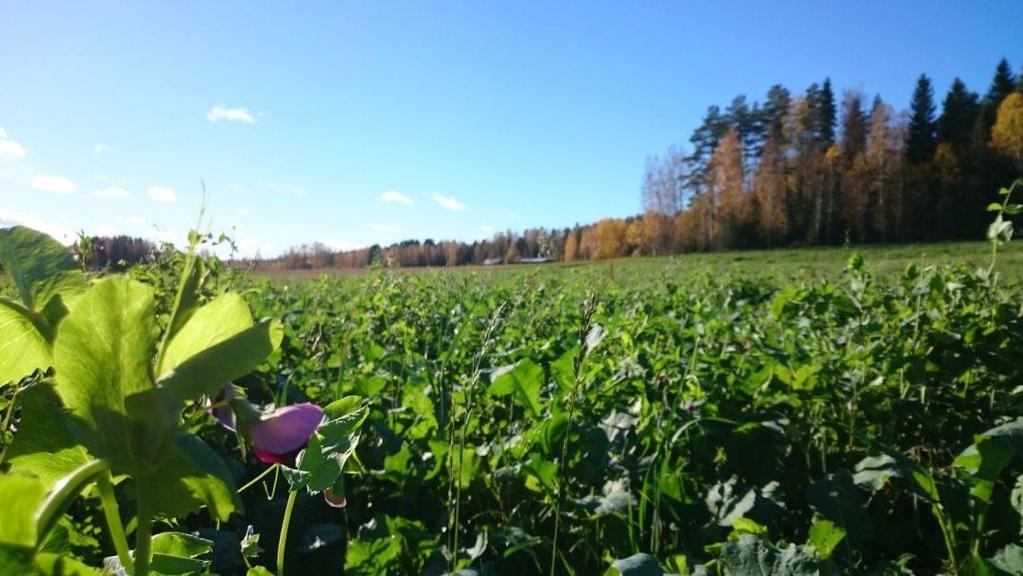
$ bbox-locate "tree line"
[246,57,1022,271]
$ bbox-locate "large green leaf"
[6,383,93,488]
[138,434,241,523]
[955,418,1023,505]
[157,292,257,377]
[0,226,87,314]
[488,359,544,417]
[51,277,168,469]
[0,301,51,385]
[0,473,46,549]
[807,472,873,548]
[157,320,282,405]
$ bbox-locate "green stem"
[134,490,153,576]
[96,471,134,575]
[35,459,108,542]
[277,490,299,576]
[237,463,279,494]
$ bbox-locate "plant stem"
[35,459,108,541]
[96,471,134,575]
[238,463,279,494]
[134,490,153,576]
[277,490,299,576]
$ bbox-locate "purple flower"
[248,403,324,465]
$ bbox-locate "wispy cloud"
[0,128,27,158]
[207,105,256,123]
[480,225,496,234]
[124,215,145,225]
[147,186,177,203]
[433,194,467,211]
[94,143,110,154]
[370,223,399,233]
[268,181,306,196]
[32,175,76,194]
[93,186,131,198]
[379,190,413,206]
[97,223,119,236]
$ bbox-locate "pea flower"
[209,386,323,466]
[248,403,324,464]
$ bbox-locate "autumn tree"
[714,129,750,247]
[992,92,1023,167]
[753,138,788,246]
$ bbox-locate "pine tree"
[906,74,937,164]
[840,90,868,165]
[937,78,981,151]
[761,84,791,144]
[988,58,1018,104]
[819,78,837,146]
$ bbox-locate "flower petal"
[249,403,324,458]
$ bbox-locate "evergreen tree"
[937,78,980,151]
[818,78,837,146]
[761,84,791,144]
[906,74,937,163]
[988,58,1018,104]
[840,90,868,164]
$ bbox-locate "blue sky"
[1,1,1020,256]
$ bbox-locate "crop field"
[3,226,1023,575]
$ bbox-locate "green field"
[4,231,1023,575]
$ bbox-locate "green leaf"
[148,531,214,576]
[247,568,276,576]
[52,277,169,469]
[289,397,367,493]
[603,553,663,576]
[488,359,544,417]
[33,553,102,575]
[989,202,1005,212]
[720,535,818,576]
[6,383,93,489]
[157,319,283,406]
[807,519,845,560]
[157,293,258,377]
[990,544,1023,574]
[807,472,873,548]
[0,226,87,314]
[706,478,756,528]
[0,301,51,386]
[138,434,240,523]
[0,473,47,548]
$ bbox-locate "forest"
[237,57,1023,271]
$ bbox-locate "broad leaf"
[52,277,169,469]
[0,226,86,314]
[488,359,544,417]
[604,553,663,576]
[720,535,818,576]
[0,301,51,385]
[6,383,93,489]
[139,434,241,523]
[149,531,214,576]
[0,473,47,549]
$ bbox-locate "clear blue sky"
[1,1,1020,256]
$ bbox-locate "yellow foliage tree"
[992,92,1023,166]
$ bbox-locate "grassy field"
[250,240,1023,286]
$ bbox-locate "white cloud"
[94,143,110,154]
[380,190,413,205]
[93,186,131,198]
[207,105,256,124]
[370,223,398,233]
[433,194,467,211]
[147,186,177,203]
[32,175,76,194]
[268,181,306,196]
[97,224,119,236]
[0,208,74,241]
[124,216,145,225]
[322,239,363,252]
[234,207,250,217]
[480,225,496,234]
[0,129,28,158]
